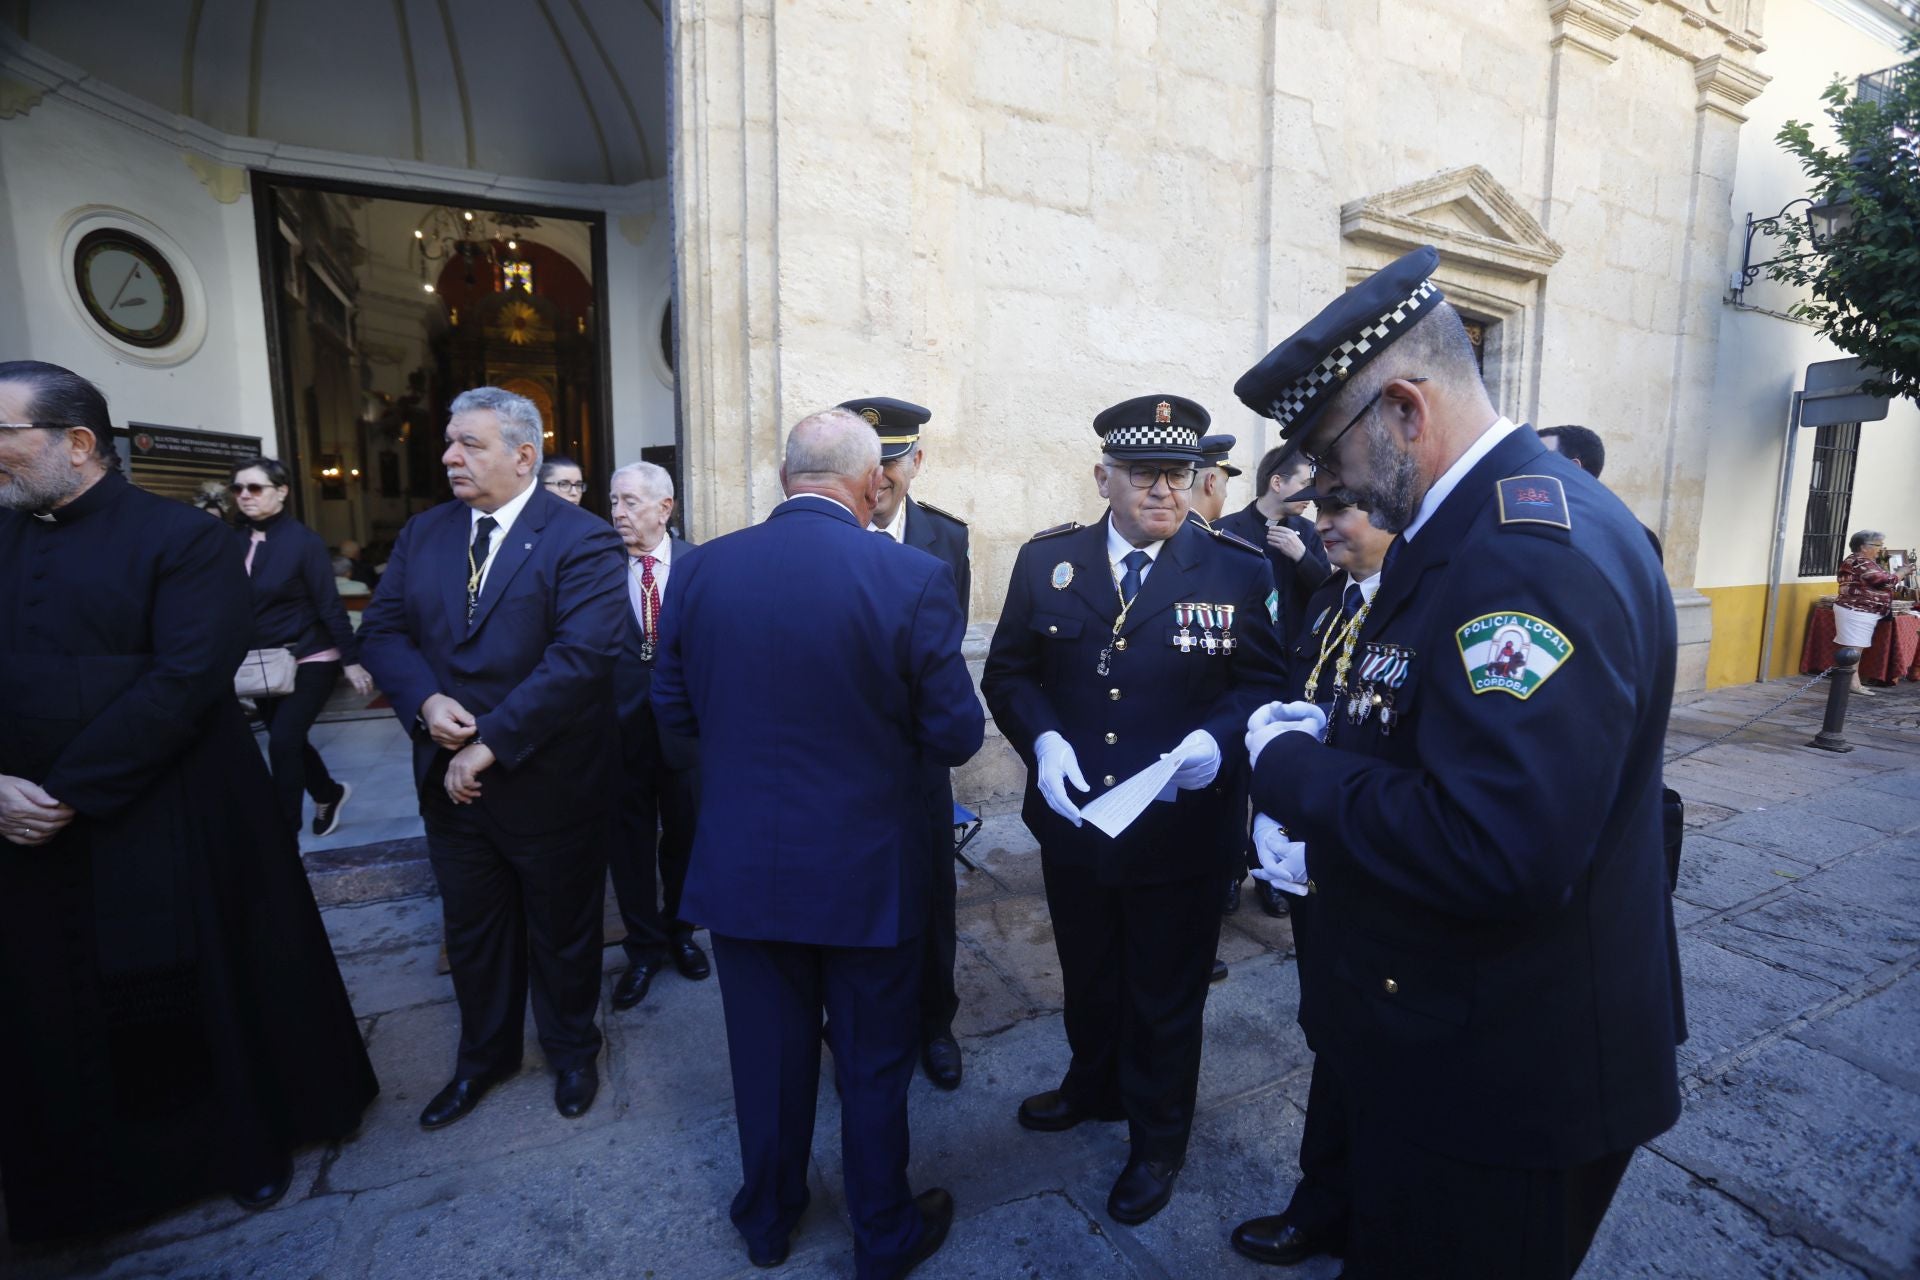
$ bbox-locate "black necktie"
[467,515,498,622]
[1342,580,1365,622]
[1120,550,1151,603]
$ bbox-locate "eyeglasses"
[1122,464,1196,491]
[546,480,587,493]
[229,482,278,496]
[1301,376,1428,476]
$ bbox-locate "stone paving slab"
[1672,934,1842,1080]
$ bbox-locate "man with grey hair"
[362,385,628,1131]
[605,459,710,1008]
[654,406,982,1277]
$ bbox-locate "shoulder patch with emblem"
[917,500,967,527]
[1205,524,1265,556]
[1029,521,1081,541]
[1496,475,1570,530]
[1456,612,1573,699]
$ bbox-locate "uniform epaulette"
[1495,475,1571,531]
[916,500,967,527]
[1206,524,1265,555]
[1029,521,1081,540]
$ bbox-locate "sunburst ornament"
[500,299,541,346]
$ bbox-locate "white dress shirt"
[1106,518,1165,595]
[869,498,909,543]
[786,492,859,519]
[1351,568,1383,605]
[1400,416,1518,543]
[469,478,538,595]
[628,532,674,627]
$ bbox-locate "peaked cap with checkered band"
[1092,394,1209,462]
[1234,246,1444,441]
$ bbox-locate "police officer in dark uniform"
[1229,247,1685,1279]
[982,396,1286,1226]
[840,396,973,1090]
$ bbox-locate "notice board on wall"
[123,423,263,506]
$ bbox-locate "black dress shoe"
[747,1235,789,1268]
[1229,1212,1341,1266]
[922,1034,963,1090]
[231,1154,293,1211]
[672,935,711,980]
[555,1063,599,1118]
[613,959,662,1010]
[896,1187,955,1277]
[420,1073,505,1130]
[1257,880,1290,918]
[1017,1089,1123,1132]
[1223,876,1242,914]
[1211,957,1230,983]
[1107,1157,1180,1225]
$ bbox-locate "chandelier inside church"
[409,207,543,295]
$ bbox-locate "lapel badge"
[1051,561,1074,590]
[1154,400,1172,424]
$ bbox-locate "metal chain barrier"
[1664,668,1838,765]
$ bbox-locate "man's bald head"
[781,408,885,523]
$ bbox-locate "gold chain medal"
[1302,598,1372,740]
[1097,562,1139,677]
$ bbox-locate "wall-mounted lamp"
[1736,192,1855,291]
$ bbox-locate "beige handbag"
[234,647,299,698]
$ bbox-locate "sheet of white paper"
[1081,755,1182,839]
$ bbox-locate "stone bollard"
[1807,646,1862,753]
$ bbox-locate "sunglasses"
[229,482,280,496]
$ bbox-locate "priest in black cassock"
[0,361,377,1245]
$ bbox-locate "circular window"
[73,228,186,349]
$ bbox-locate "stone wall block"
[983,115,1094,212]
[975,195,1100,295]
[970,23,1078,119]
[1153,0,1268,91]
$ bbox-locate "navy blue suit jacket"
[358,486,628,836]
[613,536,702,773]
[651,496,985,948]
[1252,428,1684,1168]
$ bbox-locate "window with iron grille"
[1798,421,1861,577]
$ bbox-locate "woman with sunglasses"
[229,456,373,842]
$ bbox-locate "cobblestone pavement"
[5,679,1917,1279]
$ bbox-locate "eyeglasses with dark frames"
[1301,376,1429,477]
[545,479,588,493]
[1121,463,1196,491]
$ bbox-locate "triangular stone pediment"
[1341,166,1563,280]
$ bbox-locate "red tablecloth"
[1801,604,1920,682]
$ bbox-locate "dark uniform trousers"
[919,769,959,1039]
[423,776,607,1078]
[608,703,698,965]
[711,933,927,1280]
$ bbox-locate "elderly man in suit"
[652,407,984,1280]
[360,386,627,1130]
[605,460,707,1008]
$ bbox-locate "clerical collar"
[47,468,122,525]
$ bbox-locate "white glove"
[1033,731,1089,827]
[1244,700,1328,771]
[1160,730,1221,791]
[1250,813,1309,895]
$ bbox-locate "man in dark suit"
[982,396,1288,1226]
[840,395,973,1090]
[1217,443,1331,646]
[1232,247,1684,1278]
[605,460,707,1009]
[652,407,983,1279]
[360,386,627,1130]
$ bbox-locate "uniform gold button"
[1383,978,1399,995]
[1104,732,1117,744]
[1048,625,1058,634]
[1114,637,1128,651]
[1108,688,1121,701]
[1102,775,1116,787]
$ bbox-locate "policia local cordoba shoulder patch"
[1456,612,1574,699]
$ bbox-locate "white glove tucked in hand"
[1244,700,1328,771]
[1033,731,1090,827]
[1250,812,1309,895]
[1160,729,1221,791]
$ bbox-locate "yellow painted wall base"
[1700,583,1833,688]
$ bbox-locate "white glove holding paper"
[1250,812,1309,895]
[1033,730,1090,827]
[1244,700,1328,771]
[1159,729,1221,792]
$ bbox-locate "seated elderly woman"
[1836,528,1909,695]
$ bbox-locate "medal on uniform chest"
[1174,604,1196,653]
[1051,561,1074,590]
[1219,603,1237,654]
[639,636,655,662]
[1098,564,1142,677]
[1199,604,1220,655]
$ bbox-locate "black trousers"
[608,714,698,965]
[711,933,927,1280]
[1284,1057,1351,1236]
[919,773,958,1042]
[1343,1107,1634,1280]
[255,660,343,836]
[1041,859,1222,1165]
[422,786,606,1077]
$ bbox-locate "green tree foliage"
[1769,45,1920,400]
